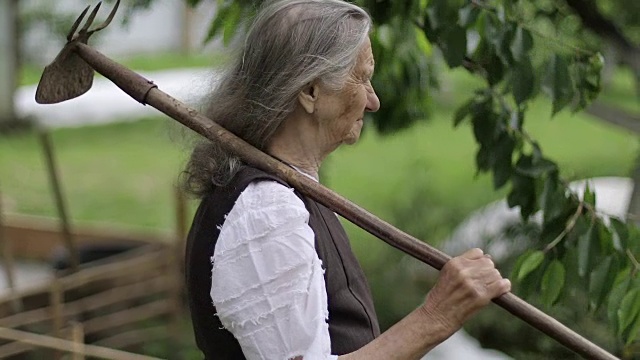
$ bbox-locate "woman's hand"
[340,248,511,360]
[420,248,511,335]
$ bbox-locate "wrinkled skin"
[312,37,380,147]
[422,248,511,333]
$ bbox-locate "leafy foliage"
[179,0,639,355]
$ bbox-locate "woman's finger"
[461,248,485,260]
[485,278,512,297]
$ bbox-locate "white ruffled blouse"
[210,180,339,360]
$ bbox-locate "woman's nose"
[366,88,380,113]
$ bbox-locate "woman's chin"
[343,132,361,145]
[338,120,363,146]
[344,138,358,145]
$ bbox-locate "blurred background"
[0,0,639,359]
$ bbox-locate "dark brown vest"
[185,166,380,359]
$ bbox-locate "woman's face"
[315,37,380,147]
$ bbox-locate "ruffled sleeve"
[211,180,337,360]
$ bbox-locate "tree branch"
[564,0,640,75]
[585,101,640,133]
[563,0,635,51]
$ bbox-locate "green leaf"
[471,97,498,146]
[588,256,618,310]
[440,26,467,68]
[515,156,557,178]
[541,260,565,307]
[486,54,506,86]
[458,4,480,27]
[561,247,581,291]
[476,145,492,172]
[583,183,596,207]
[511,249,530,279]
[509,27,533,62]
[540,174,569,224]
[542,55,575,116]
[484,15,512,65]
[578,222,599,278]
[470,39,505,86]
[512,58,535,105]
[518,250,545,281]
[492,132,515,190]
[425,0,459,33]
[453,99,473,127]
[598,222,616,253]
[589,52,605,74]
[418,0,429,13]
[608,275,631,331]
[204,5,230,43]
[508,159,537,218]
[629,231,640,255]
[611,218,629,253]
[414,25,432,55]
[618,288,640,336]
[625,312,640,345]
[222,2,243,46]
[511,249,545,299]
[572,53,604,112]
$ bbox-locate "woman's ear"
[298,82,318,114]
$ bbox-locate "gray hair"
[182,0,372,197]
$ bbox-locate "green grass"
[0,119,192,232]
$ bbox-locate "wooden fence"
[0,243,183,359]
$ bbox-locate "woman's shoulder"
[214,179,314,257]
[237,179,306,210]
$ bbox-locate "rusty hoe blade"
[35,0,120,104]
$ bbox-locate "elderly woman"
[184,0,511,359]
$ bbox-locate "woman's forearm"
[338,248,511,360]
[339,304,456,360]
